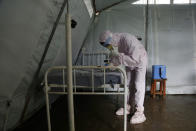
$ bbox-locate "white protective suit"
[99,31,148,122]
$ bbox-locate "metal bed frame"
[44,65,128,131]
[81,48,110,66]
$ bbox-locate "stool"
[151,79,167,98]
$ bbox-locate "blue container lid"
[152,65,166,67]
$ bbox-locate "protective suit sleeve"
[109,50,119,57]
[119,53,138,67]
[110,53,138,67]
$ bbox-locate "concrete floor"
[15,95,196,131]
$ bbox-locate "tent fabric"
[53,0,92,65]
[0,0,91,130]
[95,0,137,11]
[0,0,63,129]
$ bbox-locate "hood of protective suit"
[99,30,120,47]
[99,30,113,42]
[99,30,139,48]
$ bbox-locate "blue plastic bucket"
[152,65,166,79]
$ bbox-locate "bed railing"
[44,66,128,131]
[45,66,126,94]
[81,48,110,66]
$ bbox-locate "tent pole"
[66,1,75,131]
[153,0,159,64]
[190,0,196,71]
[144,0,149,88]
[92,0,97,14]
[144,0,149,50]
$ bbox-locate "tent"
[0,0,196,130]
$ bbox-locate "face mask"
[100,37,113,50]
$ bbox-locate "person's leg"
[135,68,146,109]
[130,66,147,124]
[128,70,136,114]
[116,70,131,115]
[127,70,132,105]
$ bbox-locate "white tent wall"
[147,4,196,94]
[0,0,91,130]
[77,1,196,94]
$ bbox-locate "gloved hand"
[109,50,119,57]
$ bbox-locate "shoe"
[116,105,130,116]
[130,111,146,124]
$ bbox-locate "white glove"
[117,64,125,70]
[109,50,119,57]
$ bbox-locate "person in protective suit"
[99,30,148,124]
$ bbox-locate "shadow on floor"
[14,95,196,131]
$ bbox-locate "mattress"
[47,69,123,88]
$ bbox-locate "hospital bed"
[44,51,128,131]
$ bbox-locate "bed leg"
[45,87,51,131]
[124,88,127,131]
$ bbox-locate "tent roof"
[94,0,137,12]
